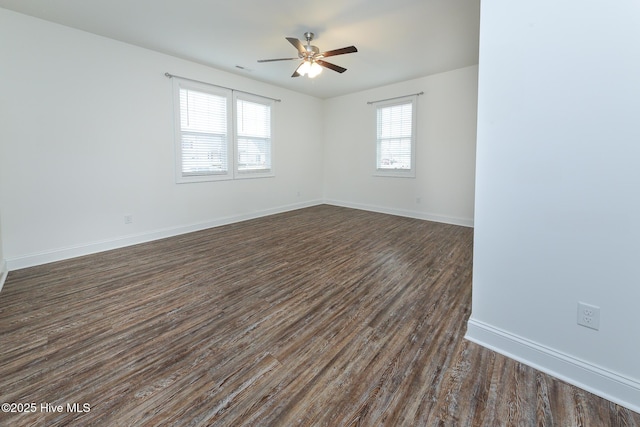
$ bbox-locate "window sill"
[373,170,416,178]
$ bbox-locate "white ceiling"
[0,0,480,99]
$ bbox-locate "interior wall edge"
[465,318,640,414]
[325,199,474,228]
[5,200,323,272]
[0,260,7,292]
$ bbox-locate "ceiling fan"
[258,32,357,78]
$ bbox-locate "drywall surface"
[0,211,6,290]
[0,9,324,269]
[323,66,478,226]
[468,0,640,411]
[0,80,6,287]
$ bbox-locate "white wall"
[0,35,6,287]
[323,66,477,226]
[467,0,640,412]
[0,9,324,269]
[0,211,6,290]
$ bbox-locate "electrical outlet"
[577,302,600,330]
[124,215,133,224]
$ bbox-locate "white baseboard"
[324,199,474,228]
[6,200,323,271]
[0,259,7,292]
[465,318,640,414]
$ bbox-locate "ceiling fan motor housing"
[304,45,320,57]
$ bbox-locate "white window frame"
[172,77,274,183]
[373,95,417,178]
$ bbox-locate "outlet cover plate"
[577,302,600,330]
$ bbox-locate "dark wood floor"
[0,205,638,426]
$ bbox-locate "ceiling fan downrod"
[302,32,319,57]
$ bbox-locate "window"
[235,93,272,176]
[174,81,232,182]
[173,78,274,183]
[374,95,417,177]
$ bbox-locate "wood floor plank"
[0,205,638,426]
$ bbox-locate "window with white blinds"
[173,78,274,183]
[177,84,232,180]
[375,95,417,177]
[235,94,272,175]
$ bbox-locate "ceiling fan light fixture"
[308,61,323,78]
[297,60,311,76]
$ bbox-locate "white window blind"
[235,95,272,175]
[179,87,230,176]
[375,95,417,177]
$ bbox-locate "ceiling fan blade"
[286,37,306,55]
[317,60,347,74]
[320,46,358,58]
[257,58,299,63]
[291,62,304,77]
